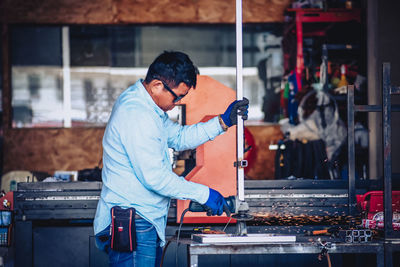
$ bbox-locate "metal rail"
[347,63,400,267]
[235,0,245,202]
[347,85,356,215]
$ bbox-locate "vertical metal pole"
[235,0,245,201]
[384,243,393,267]
[190,254,198,267]
[347,85,356,215]
[62,26,72,128]
[376,244,385,267]
[367,0,380,180]
[2,24,11,129]
[382,63,393,240]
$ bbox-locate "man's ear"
[149,80,164,95]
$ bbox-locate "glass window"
[11,24,283,128]
[11,26,63,127]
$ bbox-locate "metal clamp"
[317,238,332,261]
[234,160,248,168]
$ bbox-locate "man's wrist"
[218,115,229,131]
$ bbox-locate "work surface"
[184,239,400,267]
[188,240,384,254]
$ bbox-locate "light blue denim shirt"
[94,79,224,246]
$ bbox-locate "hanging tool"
[317,238,332,267]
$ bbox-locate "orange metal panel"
[177,75,237,223]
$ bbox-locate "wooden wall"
[0,0,291,24]
[1,0,291,175]
[245,124,283,180]
[3,128,104,174]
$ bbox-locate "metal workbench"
[188,240,390,267]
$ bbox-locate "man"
[94,51,249,267]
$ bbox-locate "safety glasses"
[161,81,186,103]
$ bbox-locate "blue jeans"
[95,218,163,267]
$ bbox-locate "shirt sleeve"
[117,106,210,204]
[165,115,224,151]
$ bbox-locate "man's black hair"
[144,51,199,89]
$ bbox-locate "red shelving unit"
[286,8,361,90]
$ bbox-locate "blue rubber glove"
[220,97,249,127]
[204,188,228,216]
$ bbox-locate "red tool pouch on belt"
[110,206,137,252]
